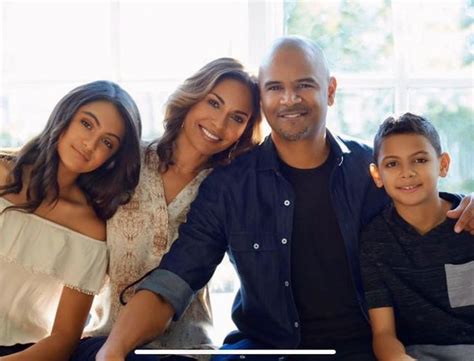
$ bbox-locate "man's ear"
[327,76,337,106]
[439,152,451,178]
[369,163,384,188]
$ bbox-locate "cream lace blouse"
[85,144,213,350]
[0,197,107,346]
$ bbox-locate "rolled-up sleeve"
[137,269,194,320]
[136,169,228,320]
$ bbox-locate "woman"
[0,80,142,360]
[74,58,262,360]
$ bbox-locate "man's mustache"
[276,106,309,116]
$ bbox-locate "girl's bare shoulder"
[68,204,106,241]
[33,187,106,241]
[52,195,106,241]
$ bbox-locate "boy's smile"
[370,133,450,209]
[397,183,422,193]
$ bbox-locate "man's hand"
[95,290,174,361]
[447,193,474,234]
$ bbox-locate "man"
[97,36,474,361]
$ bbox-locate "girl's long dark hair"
[150,57,262,173]
[0,80,142,220]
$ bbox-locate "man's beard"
[274,124,311,141]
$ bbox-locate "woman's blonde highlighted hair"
[149,57,262,172]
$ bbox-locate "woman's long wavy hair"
[150,57,262,173]
[0,80,142,220]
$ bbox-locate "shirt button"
[294,321,299,328]
[253,243,260,250]
[283,200,290,206]
[284,281,289,287]
[281,238,288,245]
[239,356,246,359]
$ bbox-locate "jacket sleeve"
[137,170,228,320]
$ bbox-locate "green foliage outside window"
[424,100,474,192]
[285,0,393,72]
[285,0,473,193]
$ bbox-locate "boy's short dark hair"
[373,112,442,163]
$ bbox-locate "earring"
[227,140,240,161]
[106,160,116,170]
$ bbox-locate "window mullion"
[247,0,284,71]
[391,0,409,114]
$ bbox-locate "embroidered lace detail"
[0,151,15,163]
[0,254,100,295]
[86,143,213,353]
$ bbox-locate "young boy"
[360,113,474,361]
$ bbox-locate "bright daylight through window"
[0,0,472,345]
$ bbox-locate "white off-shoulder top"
[0,197,107,346]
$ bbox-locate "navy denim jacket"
[138,132,389,348]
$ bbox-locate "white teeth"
[201,126,220,141]
[282,113,303,118]
[401,185,417,190]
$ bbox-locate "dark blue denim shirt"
[138,132,389,348]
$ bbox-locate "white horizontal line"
[135,349,336,355]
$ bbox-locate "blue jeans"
[210,332,376,361]
[211,332,282,361]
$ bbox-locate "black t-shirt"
[279,151,372,349]
[360,196,474,345]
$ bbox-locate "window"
[285,0,473,193]
[1,0,256,344]
[1,0,472,346]
[0,1,253,145]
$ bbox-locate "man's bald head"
[257,35,337,144]
[259,36,330,81]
